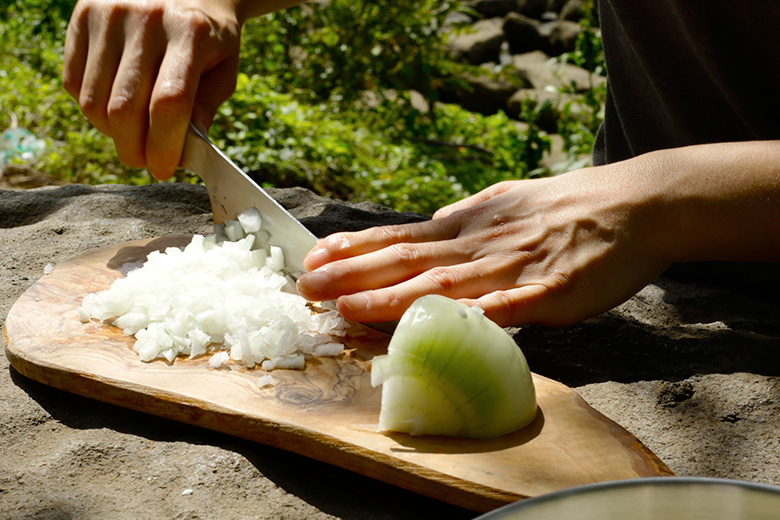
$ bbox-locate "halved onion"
[371,295,537,439]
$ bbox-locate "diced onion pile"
[79,208,347,371]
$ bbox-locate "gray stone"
[464,0,521,18]
[503,12,545,55]
[439,71,522,116]
[560,0,585,21]
[516,0,549,19]
[538,19,582,55]
[443,10,474,28]
[511,50,606,92]
[448,22,505,65]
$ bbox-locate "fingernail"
[305,247,329,268]
[341,293,369,313]
[297,269,329,295]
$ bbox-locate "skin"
[297,142,780,326]
[63,1,780,327]
[63,0,298,180]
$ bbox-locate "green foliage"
[560,0,605,77]
[240,0,458,104]
[555,0,606,164]
[1,0,606,214]
[0,0,146,183]
[212,74,544,213]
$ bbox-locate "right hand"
[63,0,243,180]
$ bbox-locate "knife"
[181,123,317,276]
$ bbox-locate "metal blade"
[181,123,317,276]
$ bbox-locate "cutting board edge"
[4,336,529,513]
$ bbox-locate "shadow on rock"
[8,366,474,520]
[514,278,780,387]
[267,186,430,237]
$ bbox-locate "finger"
[77,15,124,136]
[63,5,89,100]
[297,240,472,302]
[433,180,516,220]
[460,284,560,327]
[108,15,166,168]
[146,41,201,180]
[190,52,239,135]
[303,217,459,272]
[332,255,530,323]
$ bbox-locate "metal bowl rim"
[476,477,780,519]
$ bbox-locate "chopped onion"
[256,374,276,388]
[76,307,91,323]
[80,207,348,371]
[313,342,344,357]
[237,207,262,233]
[371,295,537,439]
[209,351,230,368]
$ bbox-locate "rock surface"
[2,183,780,519]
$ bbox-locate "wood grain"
[4,236,673,512]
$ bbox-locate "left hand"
[296,165,669,327]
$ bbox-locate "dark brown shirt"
[593,1,780,299]
[594,0,780,165]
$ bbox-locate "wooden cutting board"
[4,236,672,513]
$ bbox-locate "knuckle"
[388,243,424,270]
[377,224,411,245]
[136,4,165,25]
[322,233,352,252]
[151,79,191,117]
[71,0,93,23]
[175,9,215,42]
[486,290,515,324]
[423,266,458,294]
[107,94,136,122]
[79,93,106,122]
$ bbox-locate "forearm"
[625,141,780,263]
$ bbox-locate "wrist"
[613,142,780,264]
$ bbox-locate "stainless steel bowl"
[474,478,780,520]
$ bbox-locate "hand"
[297,165,669,327]
[63,0,243,180]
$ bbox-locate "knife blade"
[181,123,317,276]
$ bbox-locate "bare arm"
[62,0,302,180]
[296,141,780,326]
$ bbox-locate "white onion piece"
[256,374,276,387]
[237,207,262,233]
[313,342,344,357]
[209,351,230,368]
